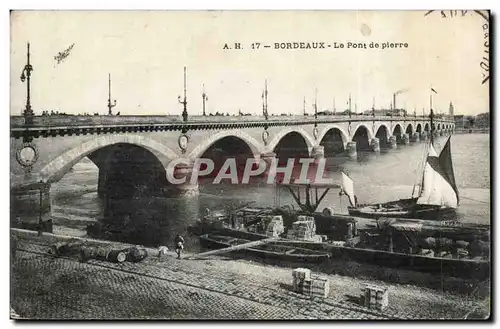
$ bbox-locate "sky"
[10,10,490,116]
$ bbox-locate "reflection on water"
[51,134,490,249]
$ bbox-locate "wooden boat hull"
[348,198,457,221]
[271,240,489,280]
[199,234,330,264]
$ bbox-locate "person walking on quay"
[174,234,185,259]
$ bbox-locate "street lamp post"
[178,67,188,122]
[20,42,34,125]
[314,88,318,121]
[262,80,268,120]
[202,84,208,116]
[107,73,117,115]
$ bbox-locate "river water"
[51,133,490,250]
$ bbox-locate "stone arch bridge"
[10,115,454,231]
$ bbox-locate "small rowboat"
[199,234,330,263]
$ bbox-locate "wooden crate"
[310,275,329,298]
[292,268,311,280]
[301,278,313,296]
[362,284,388,311]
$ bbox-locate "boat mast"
[429,90,434,146]
[413,96,435,199]
[430,109,434,146]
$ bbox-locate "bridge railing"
[10,114,454,128]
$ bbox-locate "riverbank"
[10,229,490,320]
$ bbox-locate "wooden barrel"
[107,249,127,263]
[79,245,94,262]
[454,240,469,249]
[435,238,454,251]
[467,240,490,257]
[49,242,67,255]
[421,237,453,251]
[93,246,111,261]
[126,246,148,263]
[420,237,435,249]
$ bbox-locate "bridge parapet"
[10,114,454,130]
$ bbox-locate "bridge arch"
[416,123,422,133]
[318,125,349,147]
[424,123,430,132]
[352,124,375,141]
[352,124,373,151]
[318,125,349,156]
[266,127,314,155]
[437,123,441,130]
[187,130,263,160]
[405,123,414,135]
[375,124,390,148]
[40,134,179,184]
[392,124,403,137]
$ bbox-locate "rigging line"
[459,196,489,204]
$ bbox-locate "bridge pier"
[260,152,277,176]
[311,145,325,163]
[388,136,397,149]
[169,161,199,197]
[346,141,357,159]
[411,132,420,143]
[370,138,380,153]
[401,133,410,145]
[11,182,53,233]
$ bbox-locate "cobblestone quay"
[11,234,489,320]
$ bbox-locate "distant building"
[449,102,454,118]
[361,109,407,116]
[475,112,489,128]
[454,115,465,129]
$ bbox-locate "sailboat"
[345,109,460,221]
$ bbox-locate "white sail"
[416,143,459,208]
[341,172,356,207]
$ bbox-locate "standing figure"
[174,234,185,259]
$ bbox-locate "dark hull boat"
[348,198,457,221]
[346,109,459,221]
[199,233,330,263]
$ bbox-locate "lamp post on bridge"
[107,73,117,115]
[348,93,352,119]
[178,66,188,122]
[262,79,269,120]
[20,42,34,125]
[202,84,208,116]
[314,88,318,122]
[372,96,376,132]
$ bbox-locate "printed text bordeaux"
[222,41,409,50]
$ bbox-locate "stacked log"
[125,246,148,263]
[78,245,127,263]
[49,240,84,256]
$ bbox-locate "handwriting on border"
[424,10,489,85]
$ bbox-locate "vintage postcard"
[10,10,490,320]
